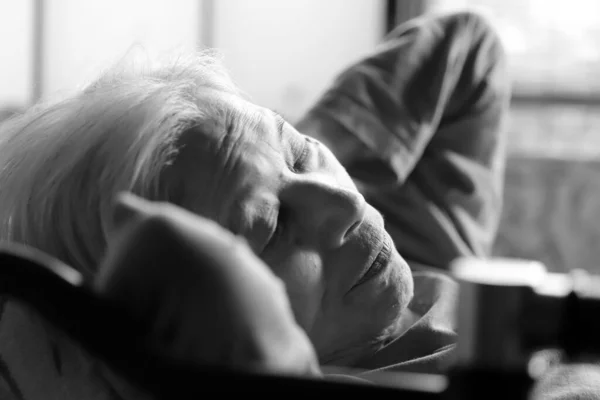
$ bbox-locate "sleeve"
[297,11,511,269]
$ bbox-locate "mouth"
[350,233,393,291]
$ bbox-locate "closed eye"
[292,136,311,173]
[263,206,286,253]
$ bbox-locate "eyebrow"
[270,110,286,139]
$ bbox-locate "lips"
[350,233,392,290]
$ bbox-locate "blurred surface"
[0,0,34,105]
[213,0,386,122]
[44,0,203,97]
[496,156,600,273]
[495,104,600,273]
[431,0,600,96]
[0,0,386,120]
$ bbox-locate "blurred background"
[1,0,599,273]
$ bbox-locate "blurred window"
[429,0,600,158]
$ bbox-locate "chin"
[355,252,414,364]
[354,243,414,323]
[310,243,414,366]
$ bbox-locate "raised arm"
[297,11,510,269]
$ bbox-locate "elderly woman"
[0,11,523,399]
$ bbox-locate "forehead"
[171,89,289,226]
[199,89,282,151]
[199,89,288,177]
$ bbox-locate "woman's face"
[171,89,413,365]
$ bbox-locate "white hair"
[0,50,239,277]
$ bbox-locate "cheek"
[267,250,324,330]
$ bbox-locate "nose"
[281,176,366,248]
